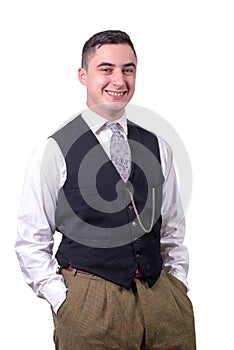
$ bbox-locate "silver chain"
[127,187,156,233]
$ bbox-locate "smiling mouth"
[105,90,127,97]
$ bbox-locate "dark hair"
[81,30,137,69]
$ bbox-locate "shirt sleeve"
[158,137,189,289]
[15,138,67,313]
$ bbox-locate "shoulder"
[127,119,160,146]
[157,136,173,161]
[28,138,65,172]
[50,113,90,156]
[51,113,82,138]
[127,119,173,158]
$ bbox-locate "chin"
[104,101,127,113]
[90,102,128,119]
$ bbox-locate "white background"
[1,0,234,349]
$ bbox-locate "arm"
[158,137,189,289]
[15,138,67,313]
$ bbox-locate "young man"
[15,30,196,349]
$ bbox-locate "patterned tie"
[106,122,131,182]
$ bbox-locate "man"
[15,30,196,349]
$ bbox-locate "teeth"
[107,91,125,96]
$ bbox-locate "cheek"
[88,74,108,86]
[87,78,109,100]
[128,76,136,88]
[98,76,110,89]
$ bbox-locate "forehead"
[89,43,137,67]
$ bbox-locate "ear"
[78,67,87,86]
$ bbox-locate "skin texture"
[78,43,137,121]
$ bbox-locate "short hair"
[81,30,137,70]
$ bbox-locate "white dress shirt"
[15,109,189,313]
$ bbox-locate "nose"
[111,69,125,86]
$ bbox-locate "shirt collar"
[81,107,128,135]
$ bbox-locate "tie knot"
[106,122,121,134]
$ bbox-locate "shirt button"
[128,205,133,211]
[136,253,141,259]
[132,221,137,227]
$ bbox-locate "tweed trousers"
[52,268,196,350]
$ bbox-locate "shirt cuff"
[42,279,68,314]
[52,290,67,314]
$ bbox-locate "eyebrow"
[97,62,136,68]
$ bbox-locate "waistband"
[63,265,144,279]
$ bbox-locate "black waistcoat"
[51,115,164,289]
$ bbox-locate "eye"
[123,67,135,75]
[99,67,113,74]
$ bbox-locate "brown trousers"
[52,269,196,350]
